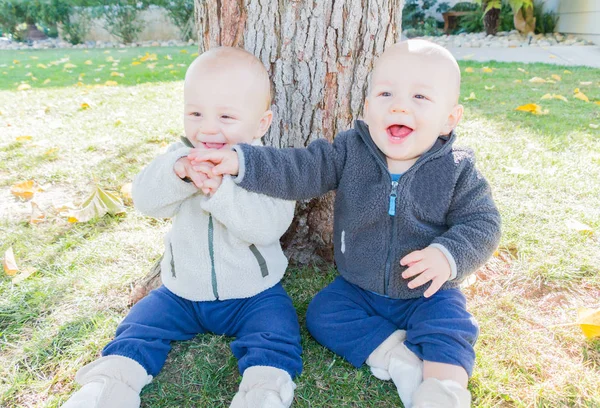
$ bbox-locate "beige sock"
[412,378,471,408]
[230,366,296,408]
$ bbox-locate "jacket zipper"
[208,215,219,299]
[383,179,399,295]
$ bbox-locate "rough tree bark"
[130,0,404,304]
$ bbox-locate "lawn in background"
[1,46,600,407]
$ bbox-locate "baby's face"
[184,64,271,150]
[364,49,461,173]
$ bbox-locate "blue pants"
[306,276,479,376]
[102,284,302,378]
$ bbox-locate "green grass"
[1,47,600,407]
[0,46,198,90]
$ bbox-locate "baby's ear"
[255,110,274,139]
[441,104,464,135]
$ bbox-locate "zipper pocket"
[249,244,269,277]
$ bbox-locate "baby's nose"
[390,100,409,114]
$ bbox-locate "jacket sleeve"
[431,155,501,281]
[201,176,295,245]
[233,132,349,200]
[131,143,200,218]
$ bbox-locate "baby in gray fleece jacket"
[62,47,302,408]
[192,40,501,407]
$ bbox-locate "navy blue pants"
[102,284,302,378]
[306,277,478,376]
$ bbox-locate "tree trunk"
[483,6,500,36]
[130,0,404,304]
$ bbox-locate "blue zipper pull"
[388,181,398,216]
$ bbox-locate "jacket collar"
[354,119,456,173]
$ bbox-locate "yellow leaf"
[104,50,110,54]
[84,60,93,65]
[578,308,600,339]
[37,63,47,69]
[574,90,589,103]
[131,61,142,66]
[104,80,118,86]
[513,79,522,83]
[541,94,568,102]
[106,56,116,62]
[146,63,156,70]
[565,219,594,235]
[44,147,59,155]
[30,56,38,60]
[580,81,592,86]
[463,92,477,101]
[529,77,546,83]
[30,200,45,224]
[139,52,157,62]
[484,85,495,90]
[13,59,20,64]
[16,135,32,142]
[482,66,493,73]
[17,83,31,91]
[3,247,19,276]
[165,64,174,69]
[65,185,125,223]
[551,74,561,81]
[549,54,557,59]
[191,52,199,57]
[170,70,178,74]
[464,67,474,73]
[80,102,91,110]
[12,267,37,284]
[63,63,77,69]
[564,70,572,74]
[515,103,548,115]
[43,79,51,85]
[590,124,599,129]
[517,68,528,73]
[120,182,133,204]
[10,180,39,200]
[180,49,188,54]
[110,72,124,77]
[165,54,173,60]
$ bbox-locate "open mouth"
[202,142,227,149]
[386,125,413,143]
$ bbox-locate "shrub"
[96,0,145,44]
[155,0,195,41]
[402,0,443,38]
[534,2,558,34]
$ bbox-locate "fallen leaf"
[579,81,592,86]
[120,182,133,204]
[16,135,32,142]
[3,247,18,276]
[578,308,600,339]
[44,147,59,155]
[30,201,45,224]
[590,124,599,129]
[17,83,31,91]
[104,80,118,86]
[139,52,157,62]
[165,55,172,60]
[529,77,546,83]
[63,63,77,69]
[540,93,568,102]
[43,79,51,85]
[513,79,522,83]
[12,267,37,284]
[482,66,493,73]
[564,70,572,74]
[551,74,561,81]
[131,61,141,66]
[515,103,548,115]
[65,185,125,223]
[110,72,124,77]
[484,85,495,90]
[549,54,557,59]
[146,63,156,70]
[10,180,39,200]
[517,68,528,73]
[37,63,47,69]
[13,59,20,64]
[460,274,477,288]
[465,67,474,73]
[80,102,91,110]
[180,49,188,54]
[596,101,600,106]
[565,219,594,235]
[84,60,93,65]
[574,89,589,102]
[463,92,477,101]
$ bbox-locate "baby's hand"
[174,157,209,189]
[188,149,240,177]
[193,160,223,196]
[400,247,452,298]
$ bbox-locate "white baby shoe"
[412,378,471,408]
[230,365,296,408]
[61,355,152,408]
[366,330,423,408]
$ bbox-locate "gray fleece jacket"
[234,120,501,299]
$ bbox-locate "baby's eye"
[190,112,201,117]
[414,94,427,100]
[221,115,235,120]
[378,91,392,97]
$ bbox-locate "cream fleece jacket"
[132,142,295,301]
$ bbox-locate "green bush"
[402,0,444,37]
[455,3,514,34]
[96,0,145,44]
[155,0,195,41]
[534,2,558,34]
